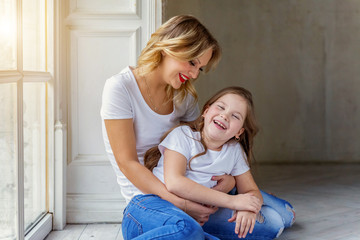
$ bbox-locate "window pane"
[23,82,47,231]
[23,0,46,71]
[0,83,17,239]
[0,0,17,70]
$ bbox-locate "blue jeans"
[122,191,295,240]
[122,194,219,240]
[202,190,295,240]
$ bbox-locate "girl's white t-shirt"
[153,125,250,188]
[100,67,200,203]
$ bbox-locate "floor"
[45,164,360,240]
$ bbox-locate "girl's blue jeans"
[122,191,295,240]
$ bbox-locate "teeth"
[214,120,226,129]
[180,74,188,80]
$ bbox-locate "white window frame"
[0,0,61,239]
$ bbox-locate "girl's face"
[202,93,247,150]
[159,47,213,89]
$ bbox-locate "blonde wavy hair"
[136,15,221,105]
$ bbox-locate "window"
[0,0,53,239]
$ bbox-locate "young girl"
[145,86,295,239]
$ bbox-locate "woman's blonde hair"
[144,86,259,171]
[136,15,221,105]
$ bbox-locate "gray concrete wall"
[163,0,360,163]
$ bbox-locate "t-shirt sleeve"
[158,126,192,160]
[100,75,133,120]
[230,146,250,176]
[179,94,200,122]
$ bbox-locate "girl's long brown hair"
[144,86,259,171]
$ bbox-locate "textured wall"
[163,0,360,163]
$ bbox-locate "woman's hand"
[211,174,236,193]
[185,200,218,226]
[228,211,257,238]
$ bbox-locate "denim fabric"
[122,191,295,240]
[261,190,296,228]
[202,190,296,240]
[122,194,220,240]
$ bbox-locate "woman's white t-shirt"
[153,125,250,188]
[100,67,200,203]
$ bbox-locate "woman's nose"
[189,69,199,79]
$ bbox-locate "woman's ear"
[235,128,245,139]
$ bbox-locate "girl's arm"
[163,149,261,212]
[234,171,263,204]
[105,119,216,223]
[228,170,263,238]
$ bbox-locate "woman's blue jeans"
[122,191,295,240]
[122,194,218,239]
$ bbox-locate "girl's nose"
[220,113,228,121]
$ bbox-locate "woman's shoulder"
[106,67,135,86]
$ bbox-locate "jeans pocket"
[122,212,143,240]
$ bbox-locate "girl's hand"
[228,211,257,238]
[232,193,262,213]
[186,200,218,226]
[211,174,236,193]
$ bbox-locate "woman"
[101,15,224,239]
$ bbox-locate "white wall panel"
[66,0,161,223]
[70,29,139,161]
[70,0,139,16]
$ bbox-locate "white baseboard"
[66,193,126,223]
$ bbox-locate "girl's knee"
[259,206,285,239]
[284,202,296,227]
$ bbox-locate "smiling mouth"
[179,73,190,83]
[213,120,227,130]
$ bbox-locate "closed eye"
[189,60,204,72]
[232,114,240,120]
[217,105,225,110]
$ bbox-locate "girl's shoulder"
[224,140,245,155]
[171,125,200,140]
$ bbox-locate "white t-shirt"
[100,67,200,203]
[153,125,250,188]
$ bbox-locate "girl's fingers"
[249,218,255,234]
[239,218,247,237]
[228,214,236,222]
[235,216,242,234]
[242,219,251,238]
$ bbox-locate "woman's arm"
[104,119,216,223]
[163,149,261,212]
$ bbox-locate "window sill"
[25,214,52,240]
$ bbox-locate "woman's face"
[159,47,213,89]
[202,93,247,150]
